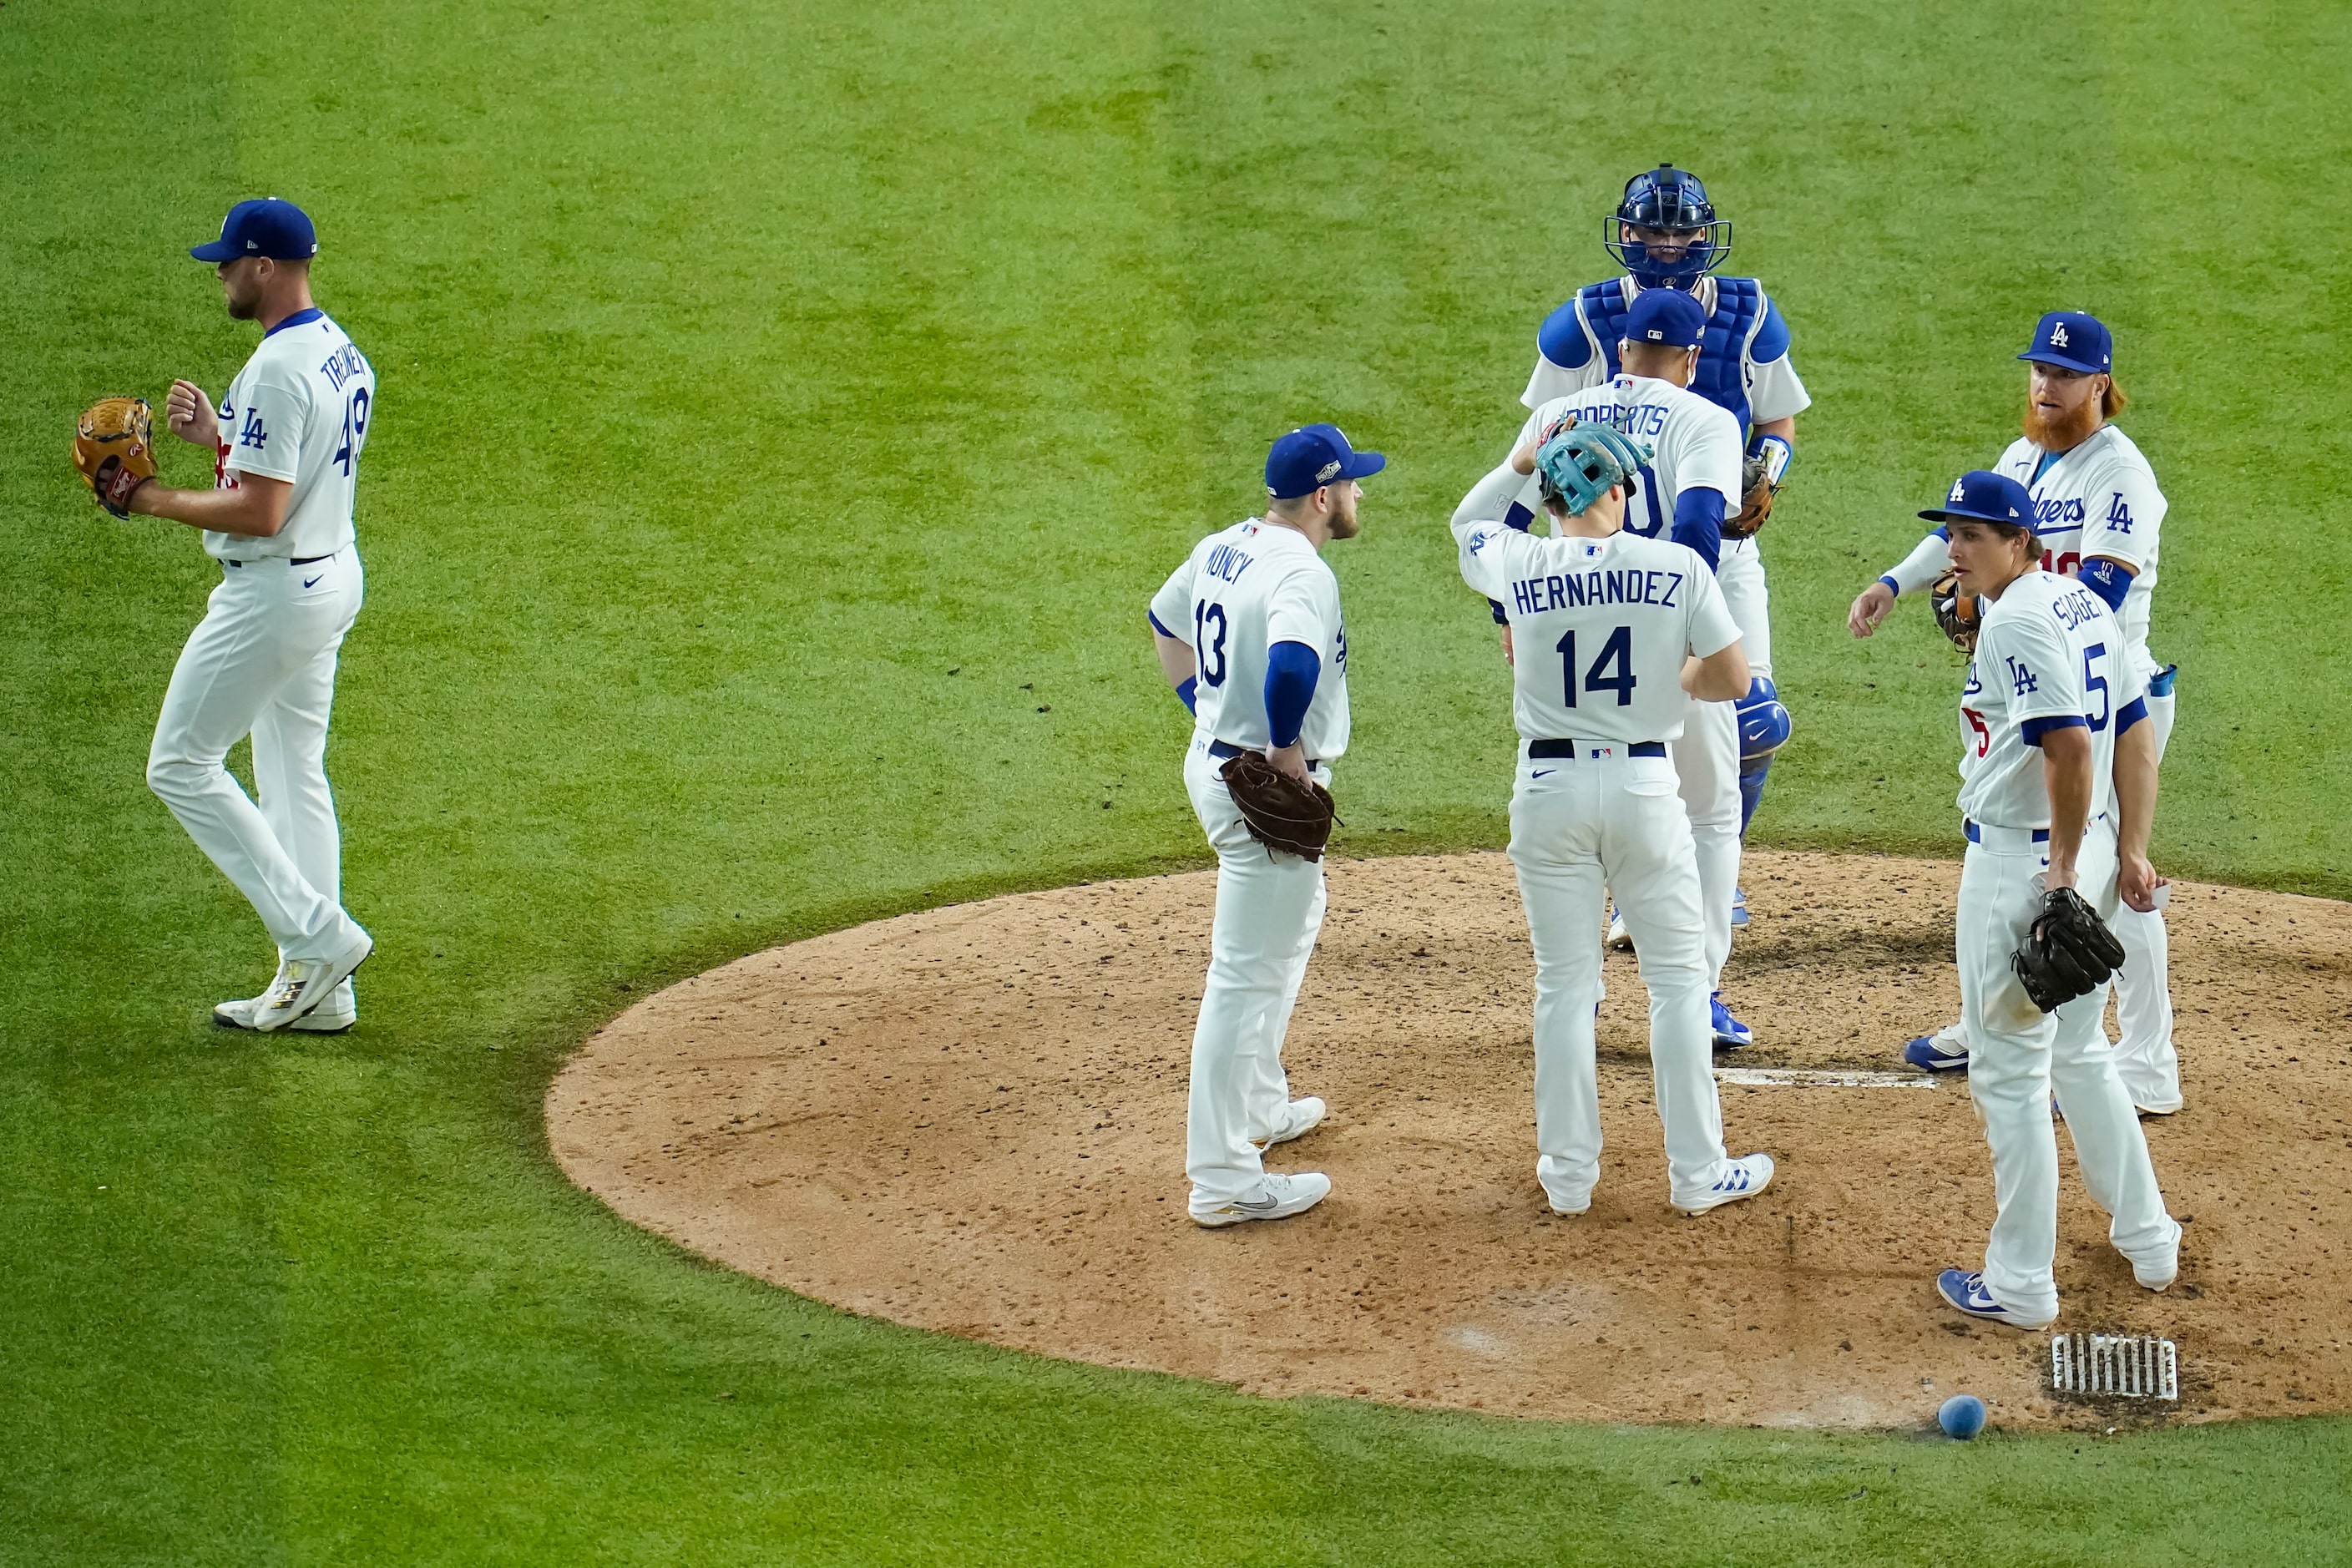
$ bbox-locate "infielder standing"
[1851,313,2178,1112]
[1525,165,1808,852]
[1477,288,1762,1048]
[1148,424,1382,1227]
[1913,473,2178,1328]
[109,199,376,1031]
[1454,422,1773,1216]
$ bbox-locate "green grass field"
[8,0,2352,1560]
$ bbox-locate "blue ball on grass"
[1938,1393,1987,1439]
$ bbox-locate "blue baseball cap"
[190,198,318,263]
[1266,422,1385,499]
[2018,310,2111,375]
[1920,470,2036,529]
[1623,287,1707,350]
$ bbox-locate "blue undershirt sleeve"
[1672,488,1725,574]
[1263,640,1322,749]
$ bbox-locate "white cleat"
[1606,903,1632,950]
[251,931,372,1032]
[1252,1096,1326,1149]
[1189,1171,1331,1227]
[217,973,357,1034]
[1674,1152,1775,1216]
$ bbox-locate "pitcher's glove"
[73,397,158,518]
[2011,886,2127,1013]
[1220,750,1335,862]
[1930,570,1980,652]
[1723,457,1776,539]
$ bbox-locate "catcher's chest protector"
[1581,277,1763,441]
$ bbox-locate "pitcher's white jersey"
[1500,375,1743,544]
[209,309,375,563]
[1151,519,1349,760]
[1991,424,2165,660]
[1958,572,2146,829]
[1455,486,1737,744]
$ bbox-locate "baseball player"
[1851,312,2178,1113]
[1524,164,1808,848]
[104,199,375,1031]
[1147,423,1382,1227]
[1453,422,1773,1216]
[1914,472,2178,1327]
[1476,288,1755,1048]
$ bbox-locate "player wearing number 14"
[102,199,377,1031]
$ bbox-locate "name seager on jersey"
[1958,570,2147,830]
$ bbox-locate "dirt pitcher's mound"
[549,851,2352,1429]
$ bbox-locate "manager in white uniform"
[114,199,376,1032]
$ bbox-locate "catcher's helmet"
[1535,424,1651,516]
[1605,164,1731,290]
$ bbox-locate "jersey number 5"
[1195,601,1229,687]
[332,387,372,478]
[1556,625,1636,708]
[1962,706,1990,758]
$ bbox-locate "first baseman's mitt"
[1221,750,1335,862]
[1930,569,1980,653]
[73,397,157,518]
[2010,887,2127,1013]
[1722,457,1776,539]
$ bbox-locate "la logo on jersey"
[2050,322,2071,347]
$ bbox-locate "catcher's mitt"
[1930,569,1980,652]
[73,397,157,518]
[1723,455,1775,539]
[2010,886,2127,1013]
[1220,750,1335,862]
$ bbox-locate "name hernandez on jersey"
[1454,467,1739,745]
[1503,376,1743,547]
[1149,519,1350,761]
[208,308,375,563]
[1957,572,2147,831]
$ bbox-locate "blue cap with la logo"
[1919,469,2036,529]
[190,198,319,262]
[2018,310,2112,375]
[1265,422,1386,499]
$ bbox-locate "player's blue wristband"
[1263,640,1321,749]
[2020,715,2088,746]
[1176,675,1197,715]
[1878,574,1902,597]
[1488,599,1509,625]
[1745,432,1793,487]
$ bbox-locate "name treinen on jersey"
[1506,565,1687,619]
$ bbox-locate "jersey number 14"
[1556,625,1636,707]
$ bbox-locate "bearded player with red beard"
[1847,311,2182,1115]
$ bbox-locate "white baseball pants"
[1957,817,2179,1324]
[147,550,367,963]
[2106,685,2178,1109]
[1510,745,1737,1209]
[1181,737,1327,1209]
[1671,696,1741,990]
[1717,539,1771,678]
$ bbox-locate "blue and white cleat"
[1606,903,1632,950]
[1731,885,1749,928]
[1935,1268,2055,1330]
[1710,993,1753,1050]
[1902,1025,1970,1073]
[1675,1152,1774,1215]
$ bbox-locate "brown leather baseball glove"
[1220,750,1335,861]
[73,397,158,518]
[1930,569,1980,652]
[1722,455,1775,539]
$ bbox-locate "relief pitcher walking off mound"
[85,199,377,1031]
[1148,424,1382,1227]
[1454,422,1773,1216]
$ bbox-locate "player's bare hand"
[1263,741,1311,786]
[1848,582,1895,638]
[2117,854,2168,913]
[1500,625,1515,666]
[1509,437,1540,476]
[164,380,217,446]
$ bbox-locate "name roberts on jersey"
[1507,375,1742,563]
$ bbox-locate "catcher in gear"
[1908,471,2178,1331]
[1147,422,1381,1228]
[73,397,159,518]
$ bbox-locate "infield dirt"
[549,851,2352,1428]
